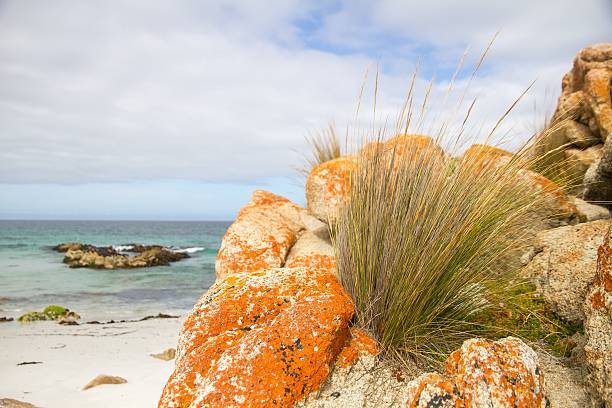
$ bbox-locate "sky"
[1,1,611,220]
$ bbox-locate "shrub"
[332,131,551,367]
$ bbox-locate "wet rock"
[306,157,357,224]
[0,317,13,323]
[583,228,612,406]
[56,243,189,269]
[158,266,354,408]
[82,374,127,390]
[404,337,547,407]
[522,219,611,323]
[215,190,322,279]
[150,348,176,361]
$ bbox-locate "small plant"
[301,123,342,175]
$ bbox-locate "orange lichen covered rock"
[158,266,354,408]
[404,337,547,407]
[583,228,612,405]
[306,157,357,223]
[383,135,446,173]
[462,144,514,169]
[335,328,379,369]
[216,190,320,279]
[285,254,336,273]
[461,144,579,226]
[385,134,444,160]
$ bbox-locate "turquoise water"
[0,220,229,321]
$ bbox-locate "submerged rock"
[54,242,189,269]
[583,228,612,406]
[404,337,547,407]
[158,266,354,407]
[82,374,127,390]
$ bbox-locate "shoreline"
[0,317,185,408]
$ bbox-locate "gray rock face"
[521,219,611,323]
[572,197,611,222]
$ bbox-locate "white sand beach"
[0,317,184,408]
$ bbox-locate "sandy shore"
[0,317,184,408]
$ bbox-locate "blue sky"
[0,1,611,220]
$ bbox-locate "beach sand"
[0,317,184,408]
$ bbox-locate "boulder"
[306,135,446,224]
[462,144,580,227]
[521,219,611,323]
[564,144,604,182]
[403,337,547,407]
[572,197,611,222]
[82,374,127,390]
[285,225,335,273]
[537,43,612,206]
[215,190,323,279]
[583,229,612,406]
[306,157,357,224]
[158,266,354,407]
[298,329,417,408]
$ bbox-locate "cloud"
[0,0,610,187]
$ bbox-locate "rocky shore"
[158,44,612,408]
[53,243,189,269]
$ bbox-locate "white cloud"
[0,0,610,185]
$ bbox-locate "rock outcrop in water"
[53,242,189,269]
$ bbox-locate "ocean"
[0,220,230,321]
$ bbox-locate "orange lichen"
[306,157,357,222]
[335,327,379,369]
[463,143,514,165]
[405,337,546,407]
[158,267,354,408]
[385,134,445,163]
[216,190,308,278]
[590,229,612,310]
[285,254,336,273]
[359,141,385,157]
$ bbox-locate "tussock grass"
[329,58,567,366]
[301,123,342,175]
